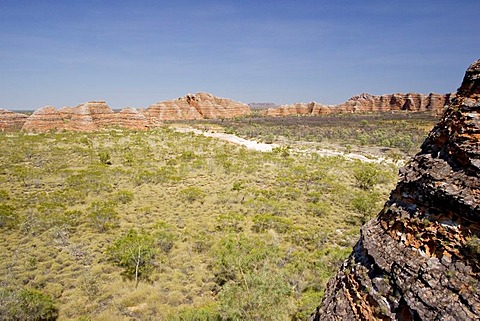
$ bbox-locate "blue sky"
[0,0,479,110]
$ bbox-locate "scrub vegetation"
[203,111,438,155]
[0,114,429,320]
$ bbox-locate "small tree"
[107,229,157,287]
[353,163,380,190]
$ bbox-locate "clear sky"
[1,0,479,110]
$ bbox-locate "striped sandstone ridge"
[22,101,126,132]
[17,93,248,132]
[116,107,149,130]
[143,92,251,123]
[0,109,29,131]
[263,102,332,116]
[264,93,454,116]
[310,60,480,320]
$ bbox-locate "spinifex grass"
[0,127,398,320]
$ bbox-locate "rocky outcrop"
[59,101,117,131]
[13,93,251,132]
[0,109,29,131]
[336,92,455,113]
[143,92,251,122]
[22,101,120,132]
[311,61,480,320]
[116,107,149,130]
[22,106,64,132]
[264,93,454,116]
[263,102,332,116]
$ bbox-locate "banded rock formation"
[310,61,480,320]
[22,101,129,132]
[0,109,29,131]
[14,93,249,132]
[143,92,251,122]
[116,107,149,130]
[264,102,332,116]
[264,93,454,116]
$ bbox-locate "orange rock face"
[143,92,251,122]
[0,109,29,131]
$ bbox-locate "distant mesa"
[263,92,455,116]
[248,102,279,110]
[0,91,456,132]
[310,61,480,320]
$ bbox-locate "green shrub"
[466,235,480,262]
[216,212,245,233]
[167,304,221,321]
[351,191,381,223]
[294,289,324,320]
[353,163,381,190]
[0,204,18,229]
[154,221,178,254]
[87,200,119,232]
[98,150,112,165]
[114,190,134,204]
[107,229,157,286]
[218,268,294,320]
[179,186,206,203]
[252,214,292,233]
[0,287,58,320]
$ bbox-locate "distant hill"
[248,102,278,110]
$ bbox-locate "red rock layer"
[143,92,251,121]
[0,109,29,131]
[310,61,480,320]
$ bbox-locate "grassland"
[199,111,438,156]
[0,112,436,320]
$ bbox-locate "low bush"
[0,287,58,320]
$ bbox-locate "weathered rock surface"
[22,101,120,132]
[0,109,29,131]
[116,107,149,130]
[264,93,454,116]
[311,61,480,320]
[143,92,251,122]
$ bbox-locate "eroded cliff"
[310,61,480,320]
